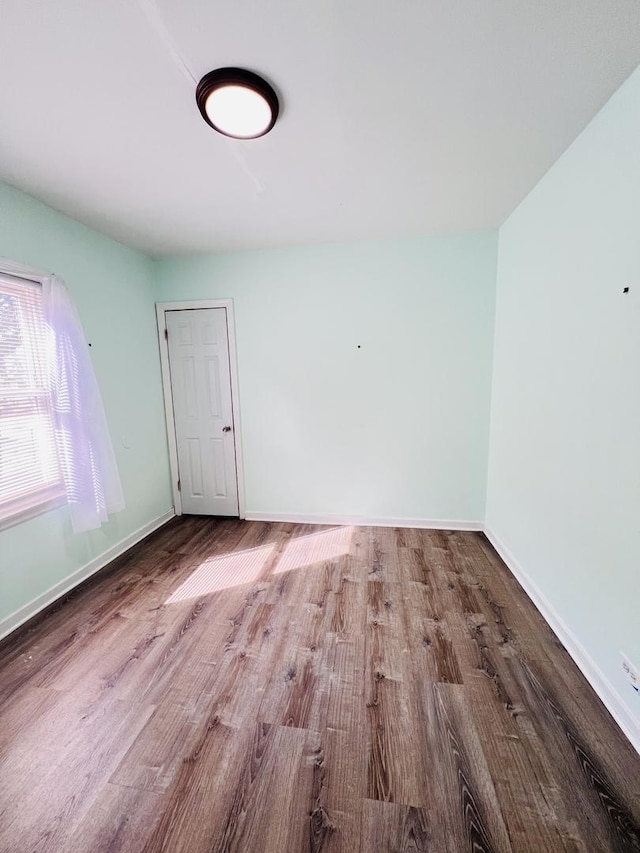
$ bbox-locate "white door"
[166,308,239,516]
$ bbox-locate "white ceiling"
[1,1,640,257]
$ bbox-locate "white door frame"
[156,299,246,519]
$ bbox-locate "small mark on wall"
[622,287,629,294]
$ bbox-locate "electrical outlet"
[621,653,639,692]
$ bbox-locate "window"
[0,273,64,526]
[0,261,125,533]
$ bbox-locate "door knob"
[222,425,232,432]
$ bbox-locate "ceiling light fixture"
[196,67,279,139]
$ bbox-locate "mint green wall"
[487,67,640,724]
[156,234,497,522]
[0,181,173,624]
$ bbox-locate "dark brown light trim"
[195,67,279,139]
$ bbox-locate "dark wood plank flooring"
[0,517,639,852]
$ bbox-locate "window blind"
[0,274,63,522]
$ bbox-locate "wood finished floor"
[0,518,639,853]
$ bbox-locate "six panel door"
[166,308,239,516]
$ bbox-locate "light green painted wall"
[487,67,640,724]
[0,181,173,623]
[156,233,497,522]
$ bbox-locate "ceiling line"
[134,0,197,86]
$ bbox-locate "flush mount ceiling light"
[196,67,279,139]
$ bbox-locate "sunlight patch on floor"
[164,526,354,604]
[273,526,354,574]
[165,543,275,604]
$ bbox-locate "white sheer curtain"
[41,276,125,532]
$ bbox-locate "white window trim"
[0,490,66,532]
[0,257,50,284]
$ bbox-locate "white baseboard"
[245,511,484,531]
[0,509,175,644]
[484,526,640,757]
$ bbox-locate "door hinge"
[177,478,181,492]
[164,327,168,340]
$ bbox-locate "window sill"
[0,491,67,532]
